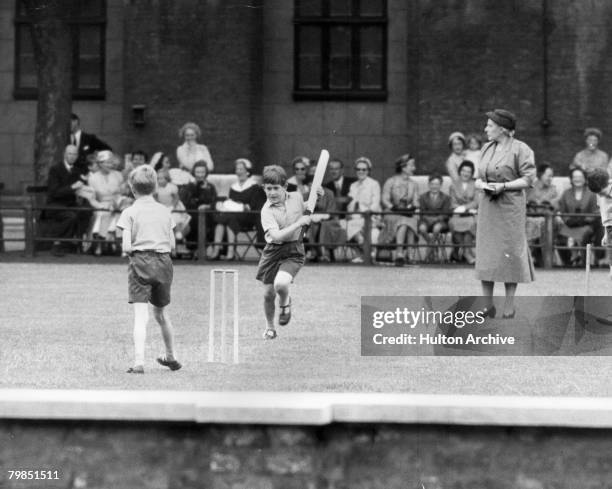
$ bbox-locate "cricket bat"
[301,149,330,238]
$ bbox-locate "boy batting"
[257,159,326,339]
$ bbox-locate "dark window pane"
[17,0,27,17]
[17,25,37,88]
[296,0,322,16]
[76,0,104,17]
[77,26,103,89]
[299,25,321,55]
[330,0,352,16]
[329,26,351,89]
[79,25,102,56]
[299,57,322,89]
[359,26,384,89]
[359,0,384,16]
[298,26,321,89]
[78,58,102,89]
[360,25,383,56]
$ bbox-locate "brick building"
[1,0,611,194]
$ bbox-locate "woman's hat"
[354,156,372,170]
[448,131,466,145]
[235,158,253,170]
[485,109,516,130]
[584,127,602,140]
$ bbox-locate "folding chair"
[235,225,262,261]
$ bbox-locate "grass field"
[2,256,612,396]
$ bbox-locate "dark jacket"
[324,176,357,213]
[46,162,81,207]
[71,131,112,174]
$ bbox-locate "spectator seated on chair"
[121,150,149,180]
[287,156,311,201]
[155,168,191,257]
[345,157,382,264]
[86,150,125,256]
[151,151,195,204]
[209,158,266,261]
[445,131,467,182]
[418,174,452,262]
[463,133,483,179]
[43,144,93,255]
[323,157,356,217]
[304,164,344,262]
[555,168,599,267]
[184,160,219,254]
[525,163,559,266]
[448,160,479,265]
[379,154,420,266]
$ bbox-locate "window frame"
[293,0,388,101]
[13,0,107,100]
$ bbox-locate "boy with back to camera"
[587,167,612,279]
[257,165,322,339]
[116,165,182,373]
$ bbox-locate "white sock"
[133,303,149,366]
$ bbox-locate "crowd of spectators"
[28,116,612,267]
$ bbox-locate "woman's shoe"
[502,309,516,319]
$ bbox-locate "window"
[14,0,106,100]
[294,0,387,100]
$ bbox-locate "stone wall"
[2,420,612,488]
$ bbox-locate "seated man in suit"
[69,113,112,175]
[323,158,356,215]
[44,144,93,255]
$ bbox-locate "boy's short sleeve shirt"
[261,191,305,244]
[117,195,176,252]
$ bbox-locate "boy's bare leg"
[274,270,293,307]
[152,306,176,361]
[263,283,276,332]
[133,303,149,367]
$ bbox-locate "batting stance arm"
[266,215,312,243]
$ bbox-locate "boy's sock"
[133,303,148,366]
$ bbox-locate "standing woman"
[445,132,467,182]
[176,122,214,173]
[475,109,536,318]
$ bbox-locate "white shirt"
[176,143,214,172]
[71,130,82,148]
[116,195,175,252]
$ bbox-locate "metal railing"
[0,202,607,268]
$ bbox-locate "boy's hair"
[262,165,287,186]
[129,165,157,195]
[587,167,610,194]
[428,173,443,184]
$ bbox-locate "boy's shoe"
[126,365,144,374]
[263,328,277,340]
[279,298,292,326]
[156,356,182,371]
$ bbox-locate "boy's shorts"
[128,251,173,307]
[256,241,305,285]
